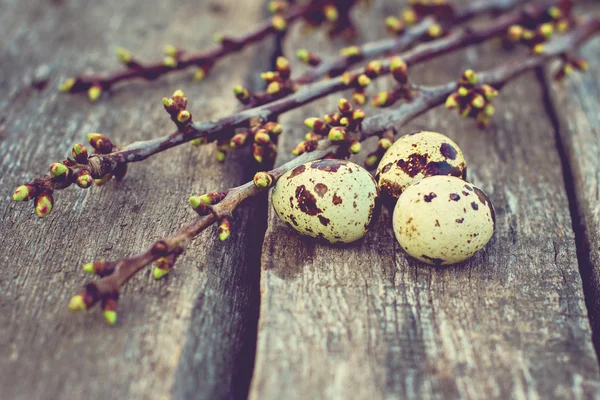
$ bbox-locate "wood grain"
[250,1,600,399]
[544,4,600,359]
[0,1,273,399]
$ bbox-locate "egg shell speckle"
[376,131,467,199]
[272,159,379,244]
[393,175,495,265]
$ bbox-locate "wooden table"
[1,0,599,399]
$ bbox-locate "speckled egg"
[393,176,495,265]
[272,159,379,244]
[376,131,467,199]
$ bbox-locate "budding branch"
[67,17,600,322]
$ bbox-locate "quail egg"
[393,175,495,265]
[376,131,467,199]
[272,159,379,243]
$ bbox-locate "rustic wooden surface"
[545,2,600,362]
[0,1,272,399]
[250,2,600,399]
[2,1,600,400]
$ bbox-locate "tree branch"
[66,17,600,324]
[58,1,349,98]
[15,0,567,217]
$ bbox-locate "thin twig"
[60,3,317,96]
[293,0,527,85]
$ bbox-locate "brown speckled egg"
[392,176,495,265]
[272,159,379,244]
[376,131,467,199]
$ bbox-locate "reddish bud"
[323,4,338,22]
[102,295,119,326]
[233,85,251,105]
[337,98,353,115]
[372,91,396,108]
[177,110,191,124]
[88,85,102,102]
[427,24,443,38]
[275,56,291,80]
[13,184,39,202]
[268,0,288,14]
[35,191,54,218]
[365,61,383,78]
[230,131,250,148]
[481,84,498,100]
[364,152,380,169]
[462,69,478,85]
[340,46,361,58]
[72,144,89,164]
[152,256,172,280]
[385,16,405,35]
[218,217,232,241]
[445,93,459,109]
[253,171,274,188]
[349,140,361,154]
[291,140,318,156]
[357,74,371,88]
[390,57,408,84]
[507,25,524,42]
[272,15,287,31]
[87,133,114,154]
[471,94,485,109]
[68,283,102,312]
[378,138,393,150]
[266,81,281,95]
[352,91,367,106]
[263,122,283,135]
[254,129,271,144]
[50,163,69,179]
[352,109,365,124]
[296,49,321,66]
[260,71,279,82]
[193,67,208,82]
[252,143,265,163]
[76,170,93,189]
[323,113,342,125]
[328,127,347,142]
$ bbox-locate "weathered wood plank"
[0,1,272,399]
[545,5,600,359]
[250,1,600,399]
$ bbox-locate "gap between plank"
[535,67,600,363]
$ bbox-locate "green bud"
[35,192,54,218]
[59,78,76,93]
[296,49,309,63]
[104,310,117,326]
[253,172,274,188]
[177,110,191,123]
[72,144,89,163]
[337,98,352,114]
[163,56,178,68]
[328,127,346,141]
[13,184,38,202]
[68,294,87,312]
[50,163,69,178]
[82,263,95,274]
[116,47,132,63]
[349,140,361,154]
[76,171,93,189]
[88,85,102,102]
